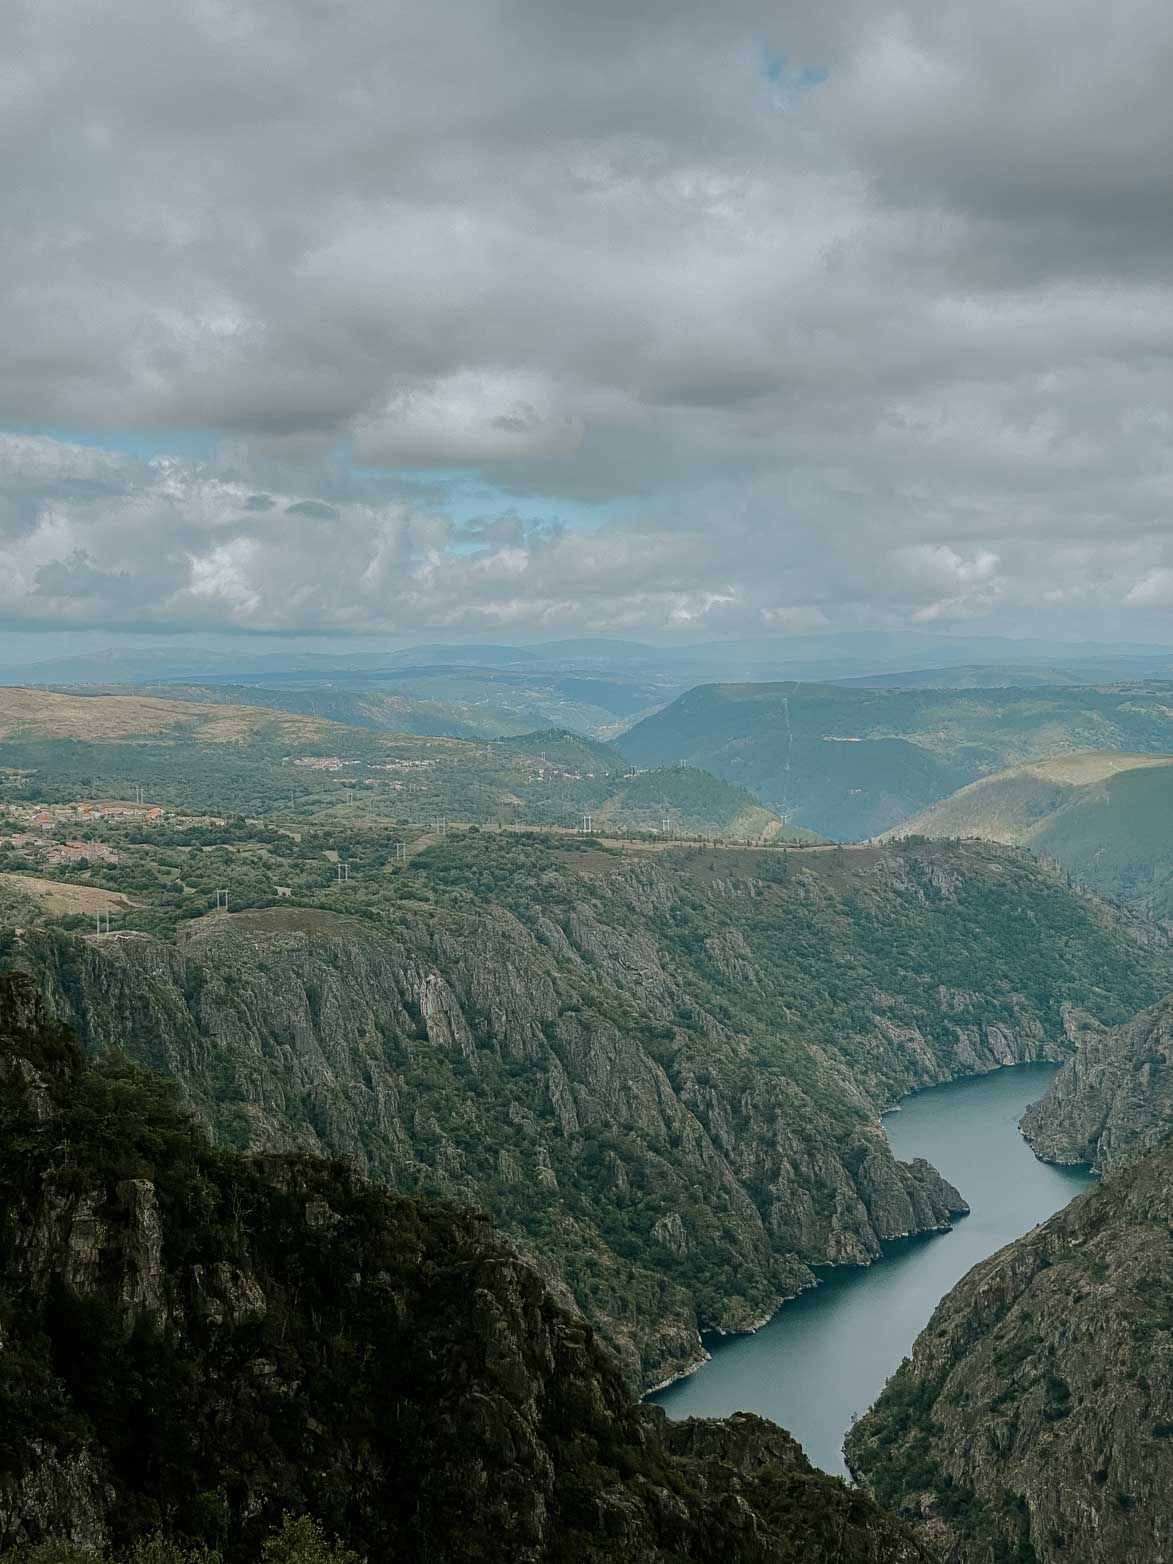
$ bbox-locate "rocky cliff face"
[1022,997,1173,1171]
[0,973,933,1564]
[845,1144,1173,1564]
[4,835,1167,1390]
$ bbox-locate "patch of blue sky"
[4,422,220,462]
[6,424,628,536]
[761,49,828,94]
[377,467,624,532]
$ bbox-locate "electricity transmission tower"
[215,889,229,910]
[581,813,593,834]
[337,862,350,882]
[94,909,111,934]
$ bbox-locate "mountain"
[143,665,684,741]
[125,681,524,739]
[6,833,1170,1391]
[9,629,1173,695]
[845,1141,1173,1564]
[1021,995,1173,1173]
[0,685,350,746]
[618,682,1173,839]
[886,752,1173,916]
[835,664,1173,690]
[0,689,779,838]
[0,972,933,1564]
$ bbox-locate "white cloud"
[353,372,583,468]
[1,1,1172,640]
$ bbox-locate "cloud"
[1,431,1172,643]
[285,500,339,520]
[353,372,584,468]
[1,0,1171,641]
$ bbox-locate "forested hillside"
[619,681,1173,838]
[0,972,933,1564]
[7,833,1170,1389]
[0,689,778,838]
[847,1144,1173,1564]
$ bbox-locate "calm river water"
[649,1064,1095,1474]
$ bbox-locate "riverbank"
[650,1064,1095,1474]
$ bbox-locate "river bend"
[650,1064,1094,1474]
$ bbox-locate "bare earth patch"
[0,872,136,915]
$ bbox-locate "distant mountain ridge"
[6,627,1173,689]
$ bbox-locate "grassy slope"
[124,680,518,739]
[887,752,1173,915]
[0,686,351,745]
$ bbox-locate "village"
[0,798,229,871]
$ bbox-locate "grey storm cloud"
[2,0,1172,640]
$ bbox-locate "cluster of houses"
[3,801,165,830]
[290,755,355,771]
[47,839,121,865]
[0,827,122,867]
[0,799,230,872]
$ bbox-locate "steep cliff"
[1022,997,1173,1172]
[5,834,1168,1389]
[845,1144,1173,1564]
[0,973,933,1564]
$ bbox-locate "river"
[649,1063,1095,1475]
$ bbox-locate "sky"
[2,0,1173,653]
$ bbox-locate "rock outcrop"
[846,1143,1173,1564]
[5,834,1167,1390]
[0,973,932,1564]
[1022,996,1173,1171]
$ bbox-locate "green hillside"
[888,751,1173,916]
[0,690,778,840]
[618,680,1173,839]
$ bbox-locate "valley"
[0,972,933,1563]
[846,1138,1173,1563]
[4,825,1168,1392]
[652,1064,1094,1473]
[9,0,1173,1550]
[618,681,1173,839]
[7,667,1173,1560]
